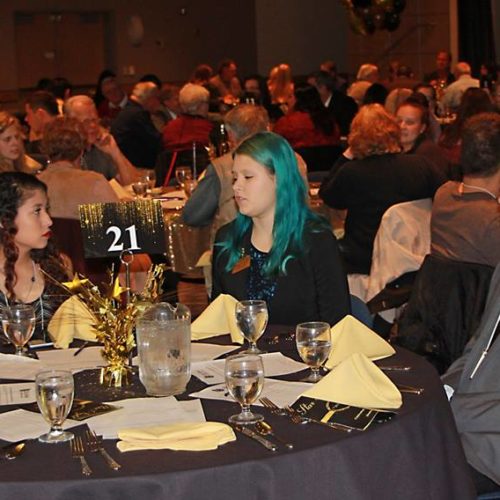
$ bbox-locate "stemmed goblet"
[1,304,36,356]
[225,354,264,425]
[235,300,268,354]
[175,166,192,190]
[296,322,332,382]
[35,370,75,443]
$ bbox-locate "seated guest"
[319,59,347,93]
[438,87,496,167]
[412,84,442,143]
[0,172,69,339]
[38,117,119,220]
[96,75,128,125]
[440,62,480,113]
[431,113,500,268]
[347,64,379,107]
[267,63,294,115]
[209,59,242,106]
[24,91,59,156]
[242,75,273,109]
[65,95,139,185]
[384,87,412,116]
[110,82,161,168]
[183,104,270,234]
[424,50,455,87]
[153,83,181,131]
[273,85,340,149]
[308,70,357,136]
[212,131,350,326]
[396,96,450,177]
[319,104,445,274]
[162,83,213,151]
[0,112,40,174]
[442,263,500,495]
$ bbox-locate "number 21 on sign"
[107,225,141,252]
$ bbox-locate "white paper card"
[0,383,36,405]
[191,352,308,385]
[85,397,206,439]
[0,353,43,381]
[0,409,78,442]
[36,347,105,373]
[190,378,312,409]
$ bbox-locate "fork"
[86,430,121,470]
[260,397,288,416]
[71,436,92,476]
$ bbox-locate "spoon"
[255,421,294,450]
[1,441,26,460]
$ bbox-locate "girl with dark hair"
[396,96,450,177]
[212,132,350,326]
[273,85,339,149]
[0,172,69,340]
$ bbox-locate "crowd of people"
[0,51,499,494]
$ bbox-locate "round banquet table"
[0,331,476,500]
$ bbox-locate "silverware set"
[260,397,356,433]
[70,431,121,476]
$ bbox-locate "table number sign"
[79,200,166,258]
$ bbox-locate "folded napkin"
[48,295,98,349]
[117,422,236,452]
[191,294,243,344]
[302,352,402,410]
[325,315,394,369]
[109,179,134,201]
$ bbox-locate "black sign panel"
[79,200,166,258]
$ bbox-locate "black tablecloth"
[0,332,476,500]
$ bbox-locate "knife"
[232,425,277,451]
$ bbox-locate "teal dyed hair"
[218,131,330,276]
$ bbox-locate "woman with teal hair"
[212,131,350,326]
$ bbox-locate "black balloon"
[384,12,400,31]
[352,0,373,8]
[393,0,406,14]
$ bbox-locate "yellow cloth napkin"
[117,422,236,452]
[302,352,402,410]
[191,294,243,344]
[325,314,395,369]
[47,295,98,349]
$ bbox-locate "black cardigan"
[319,153,445,274]
[211,222,350,327]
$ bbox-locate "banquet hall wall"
[0,0,477,97]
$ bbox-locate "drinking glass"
[235,300,268,354]
[35,370,74,443]
[225,354,264,424]
[175,166,192,189]
[132,181,148,199]
[296,322,331,382]
[1,304,36,356]
[141,170,156,190]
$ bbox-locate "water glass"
[1,304,36,356]
[183,178,198,198]
[175,166,192,189]
[132,181,148,199]
[296,322,331,382]
[141,170,156,190]
[225,354,264,425]
[235,300,268,354]
[35,370,74,443]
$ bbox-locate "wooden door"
[14,11,106,88]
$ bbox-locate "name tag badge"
[231,255,250,274]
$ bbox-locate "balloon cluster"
[341,0,407,35]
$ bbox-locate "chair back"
[396,254,494,373]
[51,218,117,286]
